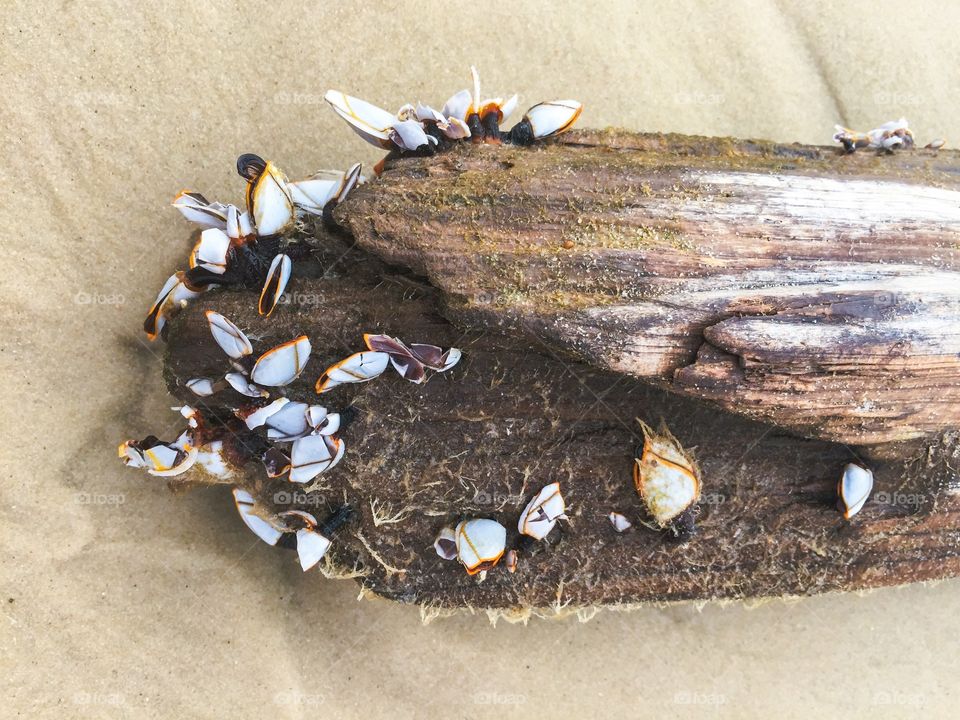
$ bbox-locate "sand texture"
[3,1,960,718]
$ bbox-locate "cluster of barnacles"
[121,66,585,576]
[144,154,362,340]
[122,309,462,569]
[832,117,944,153]
[143,66,583,342]
[325,66,583,171]
[431,421,876,578]
[433,482,569,578]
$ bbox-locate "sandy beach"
[2,1,959,717]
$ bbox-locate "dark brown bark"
[162,225,960,610]
[340,130,960,446]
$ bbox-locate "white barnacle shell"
[389,119,437,151]
[608,512,632,533]
[295,528,332,571]
[279,510,332,571]
[417,101,472,140]
[324,90,396,148]
[224,372,269,398]
[206,311,253,359]
[455,518,506,575]
[119,439,198,478]
[248,161,295,236]
[258,253,292,318]
[146,442,197,477]
[441,89,472,122]
[288,163,364,216]
[172,191,230,229]
[315,350,390,393]
[232,488,283,545]
[306,406,340,435]
[287,175,339,215]
[263,401,312,442]
[189,227,230,275]
[289,434,344,484]
[395,103,418,121]
[250,335,311,387]
[837,463,874,519]
[335,162,363,203]
[240,397,290,430]
[524,100,583,139]
[434,527,458,560]
[177,405,200,429]
[517,482,567,540]
[144,272,203,340]
[633,421,701,527]
[185,377,219,397]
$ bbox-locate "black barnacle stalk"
[318,505,354,538]
[669,507,697,543]
[504,117,536,146]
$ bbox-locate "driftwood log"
[162,130,960,611]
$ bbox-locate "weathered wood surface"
[340,130,960,445]
[163,236,960,610]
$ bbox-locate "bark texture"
[340,130,960,446]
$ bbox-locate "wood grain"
[339,130,960,445]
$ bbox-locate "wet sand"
[2,1,959,717]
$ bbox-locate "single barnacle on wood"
[455,519,507,576]
[633,421,700,538]
[608,512,633,533]
[232,489,353,572]
[837,463,874,519]
[517,483,567,541]
[315,333,461,392]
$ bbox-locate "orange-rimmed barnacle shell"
[240,156,295,237]
[250,335,312,387]
[517,482,567,540]
[143,271,204,340]
[523,100,583,139]
[257,253,292,318]
[288,434,344,484]
[633,420,701,534]
[455,519,506,576]
[315,350,390,393]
